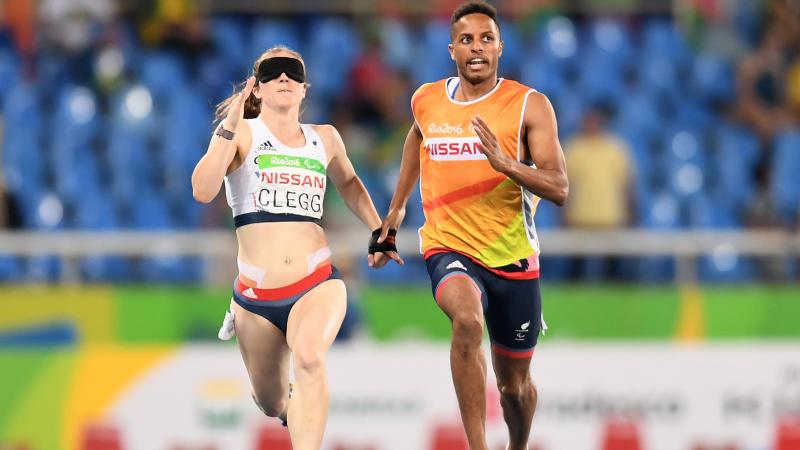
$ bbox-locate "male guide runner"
[370,2,569,449]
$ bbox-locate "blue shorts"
[232,264,342,334]
[425,251,543,359]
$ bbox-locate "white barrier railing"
[1,229,798,284]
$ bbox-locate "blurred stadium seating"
[0,4,797,286]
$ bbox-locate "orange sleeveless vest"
[412,77,541,268]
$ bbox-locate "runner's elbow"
[192,183,216,204]
[552,180,569,206]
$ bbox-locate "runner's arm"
[382,123,422,231]
[513,92,569,205]
[192,77,255,203]
[472,92,568,206]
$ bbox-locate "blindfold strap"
[257,57,306,84]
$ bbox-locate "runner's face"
[255,51,306,107]
[449,13,503,85]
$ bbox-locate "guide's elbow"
[552,182,569,207]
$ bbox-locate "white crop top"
[224,119,328,228]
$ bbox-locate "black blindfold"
[257,57,306,84]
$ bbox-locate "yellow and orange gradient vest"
[412,77,541,275]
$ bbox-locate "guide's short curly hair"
[451,1,498,27]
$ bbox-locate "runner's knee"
[451,312,484,351]
[293,346,325,376]
[252,391,287,418]
[497,378,536,408]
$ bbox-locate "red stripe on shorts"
[236,264,333,301]
[491,343,535,359]
[434,273,481,302]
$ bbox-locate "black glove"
[368,228,398,255]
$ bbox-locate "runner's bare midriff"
[236,221,330,288]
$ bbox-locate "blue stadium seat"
[404,181,425,229]
[198,52,238,104]
[771,130,800,224]
[691,51,736,104]
[667,161,705,202]
[686,192,740,229]
[53,143,103,207]
[28,192,66,231]
[379,18,414,72]
[138,51,187,102]
[305,18,361,100]
[358,172,390,218]
[108,84,158,135]
[636,192,681,282]
[692,194,754,281]
[81,256,133,282]
[411,20,454,86]
[250,18,304,62]
[0,255,24,281]
[163,166,196,217]
[130,188,174,230]
[574,19,633,105]
[519,51,568,100]
[633,181,654,227]
[106,133,155,204]
[710,124,760,214]
[14,185,66,231]
[637,54,678,94]
[26,255,62,282]
[584,19,633,66]
[643,191,682,229]
[179,199,204,229]
[714,122,760,169]
[671,91,716,129]
[617,130,655,203]
[106,85,159,189]
[0,49,20,104]
[497,20,523,77]
[3,125,45,196]
[663,128,708,169]
[167,84,213,127]
[139,256,203,283]
[300,94,327,124]
[211,16,249,68]
[698,251,754,282]
[75,192,121,230]
[534,16,578,67]
[2,81,42,131]
[640,19,691,69]
[576,51,626,105]
[612,89,661,139]
[711,158,754,216]
[161,88,211,199]
[53,85,102,152]
[551,94,583,139]
[164,86,211,142]
[36,51,75,88]
[112,20,143,73]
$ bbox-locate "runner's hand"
[472,115,513,173]
[368,208,405,269]
[224,76,256,130]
